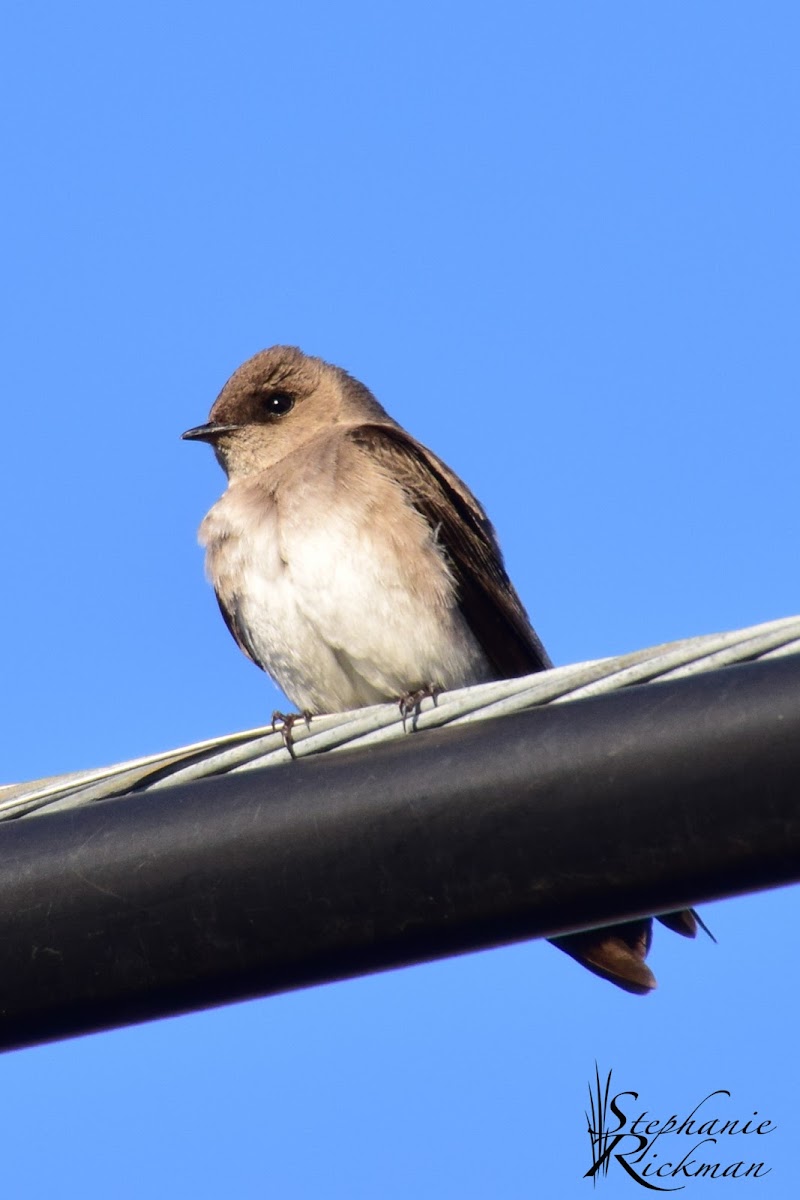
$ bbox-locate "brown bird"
[183,345,705,994]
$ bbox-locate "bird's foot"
[398,683,442,732]
[271,710,312,759]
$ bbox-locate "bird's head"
[182,345,390,478]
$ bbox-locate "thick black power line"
[1,654,798,1052]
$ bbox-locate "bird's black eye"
[263,391,295,416]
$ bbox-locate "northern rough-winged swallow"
[183,345,705,994]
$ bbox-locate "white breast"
[199,445,491,713]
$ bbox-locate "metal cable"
[3,614,799,822]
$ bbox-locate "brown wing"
[347,423,551,677]
[213,591,261,666]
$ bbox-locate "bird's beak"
[181,422,241,443]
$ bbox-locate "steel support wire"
[0,653,798,1052]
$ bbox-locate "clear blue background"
[1,2,797,1195]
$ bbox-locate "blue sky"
[1,2,798,1195]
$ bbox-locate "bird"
[182,345,707,994]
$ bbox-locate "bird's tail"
[549,909,713,994]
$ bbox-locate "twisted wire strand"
[3,614,798,823]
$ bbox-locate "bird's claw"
[398,683,442,732]
[271,710,312,759]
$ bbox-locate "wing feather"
[347,423,551,678]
